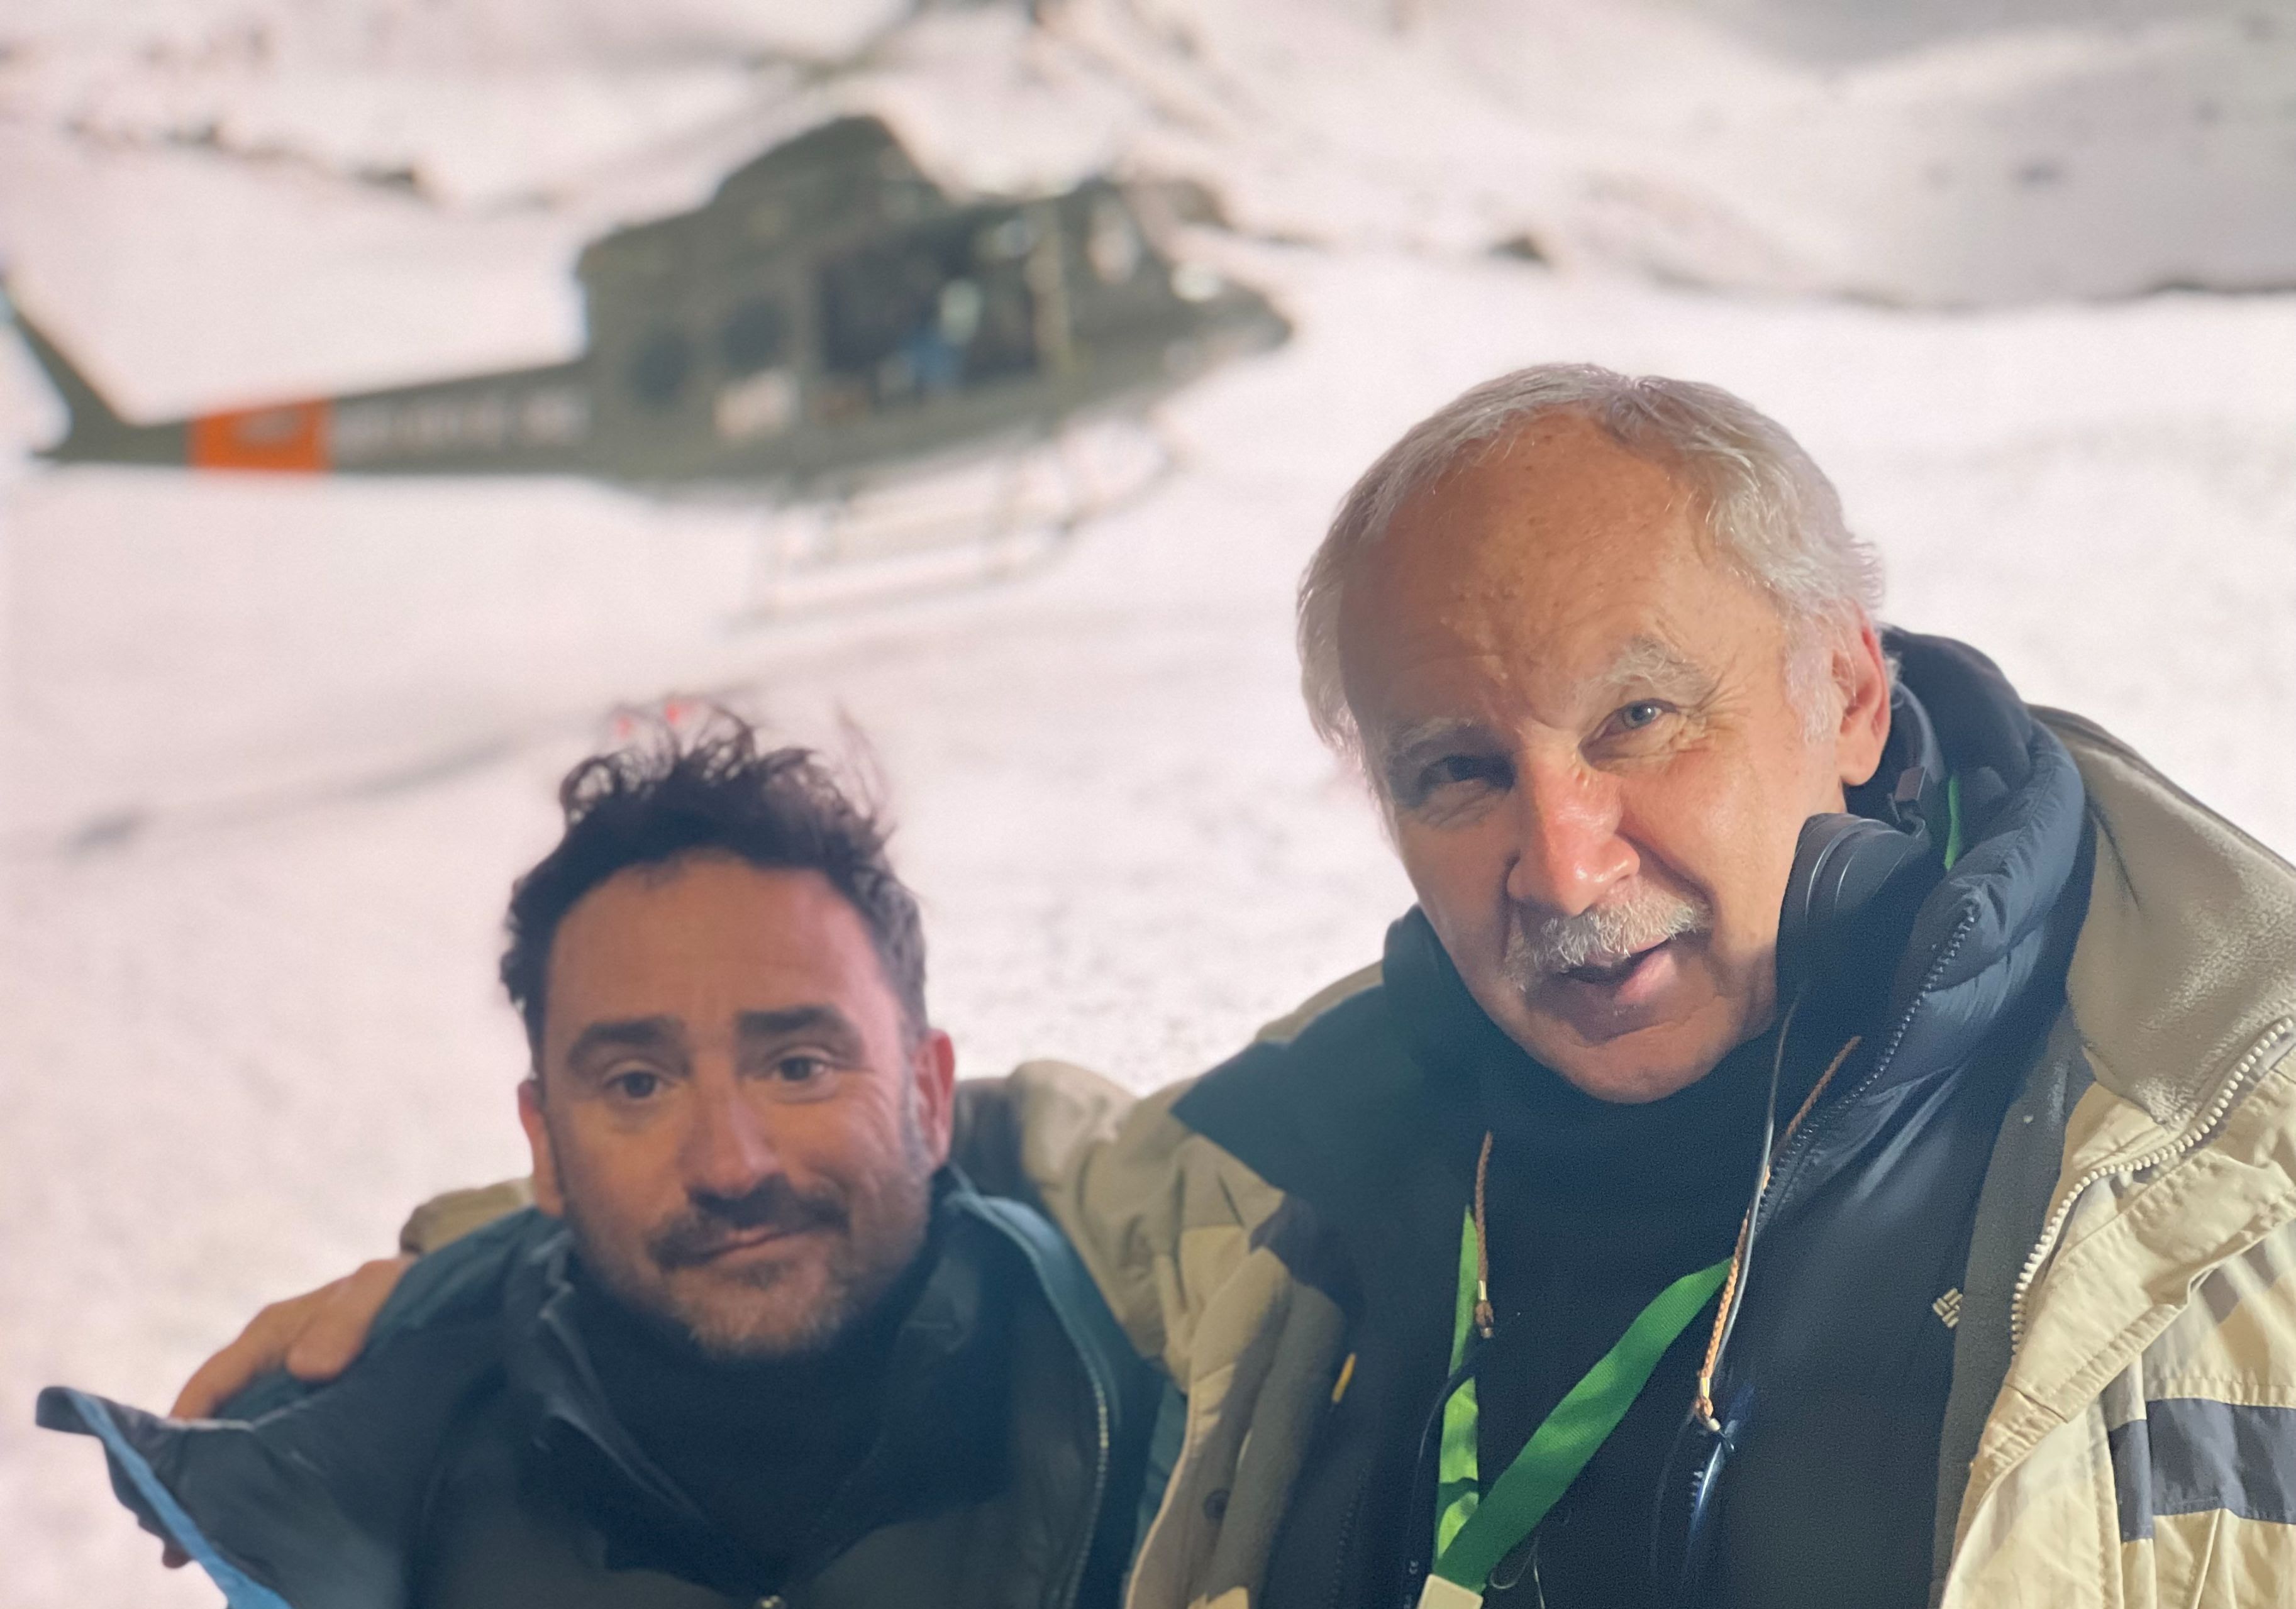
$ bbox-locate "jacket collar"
[2047,709,2296,1139]
[1860,634,2090,1093]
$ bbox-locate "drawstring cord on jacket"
[1455,1006,1863,1429]
[1693,1015,1862,1429]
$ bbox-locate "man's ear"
[518,1076,567,1219]
[1832,615,1893,790]
[912,1029,958,1167]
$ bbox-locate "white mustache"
[1506,887,1712,979]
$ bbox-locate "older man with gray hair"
[170,365,2296,1609]
[1007,363,2296,1609]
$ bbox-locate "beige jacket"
[998,713,2296,1609]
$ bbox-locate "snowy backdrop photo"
[3,2,2294,1603]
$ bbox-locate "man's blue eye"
[1619,702,1665,730]
[610,1072,663,1100]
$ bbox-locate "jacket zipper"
[2005,1013,2296,1354]
[1028,1262,1112,1609]
[1991,717,2296,1351]
[1007,1209,1110,1609]
[958,1195,1114,1609]
[1389,1349,1480,1609]
[1756,908,1982,1239]
[1058,1366,1115,1609]
[1684,907,1982,1447]
[1326,1458,1370,1609]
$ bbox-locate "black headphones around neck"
[1774,687,1948,998]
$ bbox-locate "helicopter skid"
[734,417,1173,624]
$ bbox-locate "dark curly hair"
[501,711,926,1059]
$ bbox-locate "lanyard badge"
[1418,1207,1730,1608]
[1420,1022,1866,1606]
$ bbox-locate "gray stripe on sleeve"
[2112,1399,2296,1540]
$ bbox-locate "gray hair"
[1296,364,1885,766]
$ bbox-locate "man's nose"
[680,1074,782,1198]
[1503,760,1637,916]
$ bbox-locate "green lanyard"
[1424,1211,1731,1608]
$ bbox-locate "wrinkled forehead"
[1335,419,1747,719]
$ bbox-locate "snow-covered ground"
[4,4,2295,1605]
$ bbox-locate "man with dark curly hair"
[40,716,1158,1609]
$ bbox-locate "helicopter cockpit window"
[719,299,789,375]
[818,210,1040,409]
[627,328,693,408]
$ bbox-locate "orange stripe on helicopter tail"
[188,400,332,472]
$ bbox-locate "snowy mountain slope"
[1067,0,2296,300]
[4,5,2295,1607]
[8,0,2293,311]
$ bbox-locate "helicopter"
[7,116,1289,602]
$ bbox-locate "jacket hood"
[1869,633,2091,1089]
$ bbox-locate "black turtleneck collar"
[563,1222,932,1586]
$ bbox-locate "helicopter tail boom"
[3,279,202,467]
